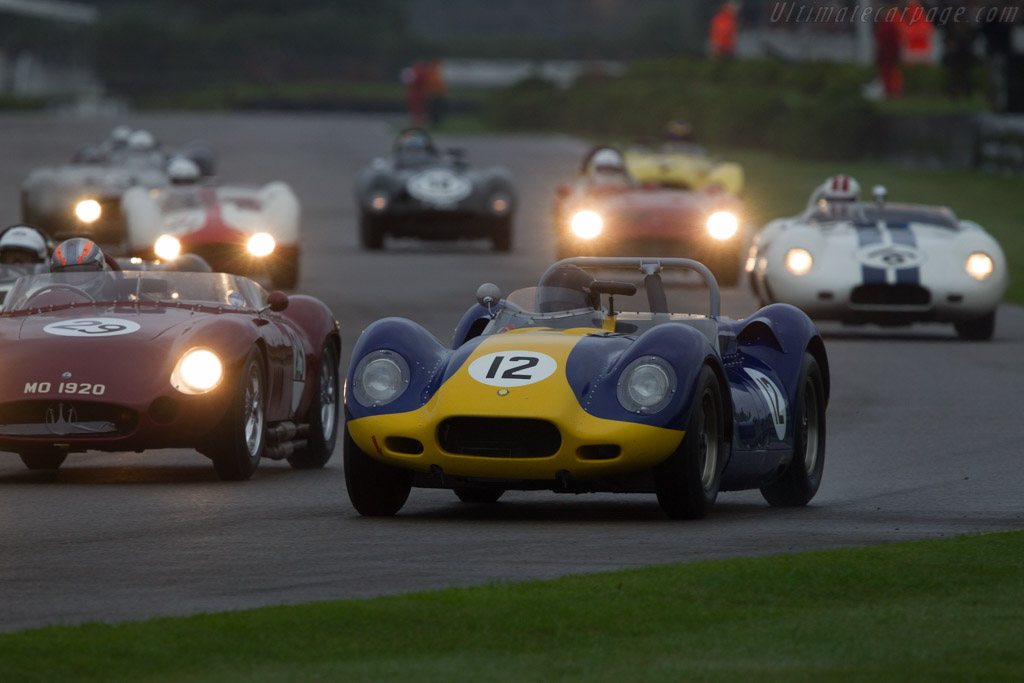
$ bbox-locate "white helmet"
[110,125,133,146]
[127,130,157,151]
[167,156,201,185]
[0,225,48,263]
[591,148,626,171]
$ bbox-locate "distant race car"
[624,142,745,195]
[121,175,302,289]
[20,129,215,251]
[746,176,1008,340]
[553,146,746,285]
[344,256,829,519]
[354,128,516,251]
[0,265,340,480]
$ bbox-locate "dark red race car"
[553,146,745,285]
[0,265,340,480]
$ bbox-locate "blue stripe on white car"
[855,221,920,287]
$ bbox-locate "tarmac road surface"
[0,113,1020,632]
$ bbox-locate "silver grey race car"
[20,131,215,252]
[354,128,517,252]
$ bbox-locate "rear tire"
[454,487,504,504]
[954,312,995,341]
[708,250,742,287]
[19,451,67,471]
[289,339,340,470]
[212,349,267,481]
[344,424,413,516]
[360,214,384,251]
[760,353,826,507]
[654,366,726,519]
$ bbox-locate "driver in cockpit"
[48,237,120,300]
[535,264,601,313]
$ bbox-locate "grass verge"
[2,530,1022,682]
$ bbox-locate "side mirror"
[476,283,501,308]
[873,185,887,205]
[268,290,289,312]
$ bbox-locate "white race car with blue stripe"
[746,194,1008,340]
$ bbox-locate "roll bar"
[540,257,720,319]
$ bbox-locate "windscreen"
[3,270,267,312]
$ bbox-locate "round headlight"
[491,194,511,214]
[707,211,739,240]
[617,356,676,415]
[75,199,102,224]
[247,232,276,257]
[371,194,388,211]
[353,351,410,407]
[171,348,223,394]
[154,234,182,260]
[966,252,993,280]
[570,210,602,239]
[785,248,813,276]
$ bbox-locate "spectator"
[942,7,978,99]
[709,2,738,59]
[876,4,904,97]
[401,61,427,126]
[900,1,936,64]
[424,57,447,127]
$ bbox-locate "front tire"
[760,353,826,507]
[654,366,726,519]
[270,249,299,290]
[19,451,67,471]
[955,312,995,341]
[344,424,413,516]
[289,339,340,470]
[212,349,267,481]
[491,218,512,252]
[360,214,384,251]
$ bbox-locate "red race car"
[0,265,340,480]
[553,146,745,285]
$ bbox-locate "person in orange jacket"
[709,2,738,59]
[876,4,904,97]
[900,1,936,65]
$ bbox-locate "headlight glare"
[707,211,739,240]
[570,210,602,239]
[966,252,993,280]
[171,348,223,394]
[785,248,813,276]
[617,356,676,414]
[353,350,410,407]
[154,234,182,260]
[371,194,388,211]
[75,199,102,223]
[247,232,276,257]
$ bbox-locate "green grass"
[3,531,1023,681]
[722,148,1024,304]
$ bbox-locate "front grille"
[851,284,931,306]
[438,418,561,458]
[0,400,137,437]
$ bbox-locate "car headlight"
[617,356,676,414]
[966,252,994,280]
[171,348,223,394]
[247,232,276,257]
[785,248,813,276]
[370,194,388,211]
[154,234,182,260]
[490,193,511,214]
[706,211,739,240]
[75,199,102,223]
[352,350,409,407]
[570,210,602,239]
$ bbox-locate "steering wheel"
[25,283,97,304]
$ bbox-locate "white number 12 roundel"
[468,351,557,387]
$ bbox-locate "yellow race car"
[624,142,745,195]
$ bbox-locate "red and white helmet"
[812,174,861,217]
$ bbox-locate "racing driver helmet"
[816,174,861,217]
[535,264,600,313]
[167,156,201,185]
[0,225,49,264]
[665,118,695,143]
[50,237,108,274]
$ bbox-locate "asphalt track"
[0,113,1021,632]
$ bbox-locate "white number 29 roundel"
[43,318,140,337]
[468,351,557,387]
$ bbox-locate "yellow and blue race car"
[624,142,745,195]
[344,257,829,520]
